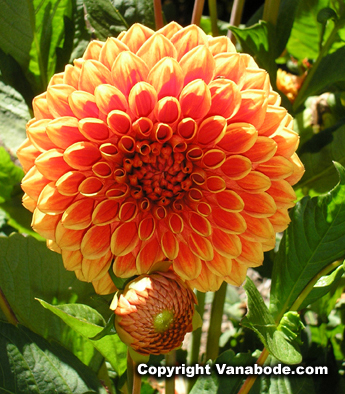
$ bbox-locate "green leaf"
[0,321,107,394]
[0,80,30,155]
[0,147,24,203]
[0,233,107,371]
[270,162,345,321]
[286,0,333,60]
[299,260,345,309]
[295,124,345,198]
[317,7,338,23]
[89,314,116,340]
[112,0,155,30]
[38,300,127,376]
[70,0,91,60]
[82,0,128,40]
[242,277,302,364]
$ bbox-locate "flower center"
[126,143,193,206]
[153,309,175,333]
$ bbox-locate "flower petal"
[61,198,94,230]
[173,241,201,280]
[180,45,215,85]
[111,222,139,256]
[81,224,111,259]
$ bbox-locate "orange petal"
[33,92,53,119]
[202,149,226,169]
[156,21,183,39]
[46,84,76,117]
[128,82,157,118]
[212,228,242,259]
[137,33,177,68]
[152,123,173,144]
[241,213,275,243]
[83,40,104,60]
[61,198,94,230]
[99,37,129,69]
[189,212,211,237]
[27,119,56,152]
[107,110,132,136]
[224,260,247,286]
[113,253,138,277]
[269,208,291,232]
[64,142,101,170]
[138,216,156,240]
[221,155,252,179]
[46,117,87,149]
[62,249,83,271]
[180,45,215,85]
[111,222,139,256]
[208,79,241,119]
[35,149,73,181]
[78,118,110,142]
[136,238,164,273]
[120,23,154,53]
[92,200,119,225]
[285,153,305,185]
[217,123,258,154]
[242,136,277,163]
[82,250,112,281]
[236,238,263,266]
[241,68,269,91]
[258,105,287,137]
[79,60,112,94]
[112,51,149,96]
[207,36,236,55]
[187,261,222,292]
[56,171,86,196]
[266,180,296,209]
[17,138,41,173]
[235,171,271,193]
[177,118,197,142]
[68,91,99,119]
[170,25,208,61]
[205,250,232,277]
[55,221,85,251]
[154,97,181,124]
[230,90,268,129]
[118,201,138,222]
[78,177,104,197]
[94,83,128,115]
[212,208,247,234]
[147,57,184,99]
[271,127,299,158]
[37,183,75,214]
[173,241,201,280]
[215,190,244,212]
[256,156,294,180]
[22,193,36,212]
[63,64,81,89]
[92,272,117,295]
[189,232,214,261]
[179,79,211,120]
[237,191,276,218]
[31,209,61,240]
[22,166,50,200]
[161,230,179,259]
[168,213,184,234]
[214,53,246,85]
[81,225,111,259]
[197,116,227,147]
[205,176,226,193]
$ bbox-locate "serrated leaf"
[270,162,345,322]
[38,300,127,376]
[0,147,24,203]
[295,124,345,198]
[112,0,155,30]
[0,234,106,371]
[242,278,302,365]
[0,321,106,394]
[82,0,128,40]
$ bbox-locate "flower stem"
[153,0,164,30]
[262,0,280,26]
[165,351,176,394]
[228,0,245,41]
[132,366,142,394]
[205,282,227,361]
[208,0,219,36]
[191,0,206,26]
[0,287,18,326]
[127,349,134,394]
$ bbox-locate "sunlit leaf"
[0,148,24,203]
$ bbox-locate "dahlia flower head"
[113,270,197,355]
[17,22,304,295]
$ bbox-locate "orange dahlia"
[276,68,306,103]
[113,270,196,355]
[17,22,304,295]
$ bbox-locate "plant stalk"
[208,0,219,36]
[0,287,18,326]
[153,0,164,30]
[228,0,245,42]
[191,0,206,26]
[165,350,176,394]
[262,0,280,26]
[205,282,227,361]
[127,349,134,394]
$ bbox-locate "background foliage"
[1,0,345,393]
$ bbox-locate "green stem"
[187,291,206,393]
[205,282,227,361]
[228,0,245,42]
[153,0,164,30]
[0,287,18,326]
[208,0,219,36]
[237,260,343,394]
[191,0,206,26]
[293,17,345,111]
[262,0,280,26]
[127,349,134,394]
[165,351,176,394]
[132,365,142,394]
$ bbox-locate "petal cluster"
[17,22,304,294]
[114,271,196,355]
